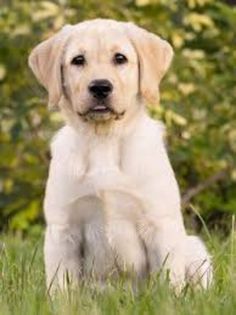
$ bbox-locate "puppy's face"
[29,19,173,125]
[63,24,138,122]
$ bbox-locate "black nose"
[88,79,113,99]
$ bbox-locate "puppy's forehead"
[71,18,125,34]
[64,20,135,59]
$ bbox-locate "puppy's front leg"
[139,217,186,292]
[44,224,82,292]
[102,191,147,278]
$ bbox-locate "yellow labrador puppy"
[29,19,212,292]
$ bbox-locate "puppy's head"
[29,19,173,124]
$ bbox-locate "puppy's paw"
[185,236,213,289]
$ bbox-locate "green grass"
[0,232,236,315]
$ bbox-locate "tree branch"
[182,169,228,207]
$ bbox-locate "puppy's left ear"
[125,23,173,104]
[28,25,72,109]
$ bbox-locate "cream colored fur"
[29,19,212,292]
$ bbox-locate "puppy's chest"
[70,137,139,197]
[85,139,121,174]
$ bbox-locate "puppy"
[29,19,212,292]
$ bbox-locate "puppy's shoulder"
[135,114,166,147]
[50,125,79,159]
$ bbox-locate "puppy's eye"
[113,53,128,65]
[71,55,86,66]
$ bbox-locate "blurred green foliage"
[0,0,235,234]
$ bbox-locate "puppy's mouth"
[78,104,125,122]
[89,104,112,114]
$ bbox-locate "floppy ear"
[28,25,72,109]
[125,23,173,104]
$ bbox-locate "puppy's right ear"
[28,25,72,109]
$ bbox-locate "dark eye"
[71,55,86,66]
[113,53,128,65]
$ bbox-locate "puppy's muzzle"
[78,79,125,122]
